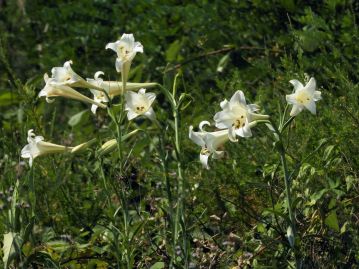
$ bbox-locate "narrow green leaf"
[68,110,89,127]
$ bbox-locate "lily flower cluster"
[189,78,321,169]
[21,33,157,167]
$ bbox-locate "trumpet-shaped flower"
[39,74,106,108]
[87,71,109,114]
[50,60,97,89]
[189,121,229,169]
[106,33,143,84]
[214,90,269,142]
[125,88,156,121]
[21,129,72,167]
[286,77,322,116]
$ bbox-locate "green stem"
[280,116,295,133]
[279,151,296,232]
[107,71,130,267]
[173,108,189,268]
[151,119,177,268]
[270,119,300,268]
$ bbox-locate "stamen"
[200,148,210,155]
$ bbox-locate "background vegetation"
[0,0,358,268]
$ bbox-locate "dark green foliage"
[0,0,358,268]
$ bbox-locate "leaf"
[3,232,16,268]
[325,211,340,232]
[310,189,327,203]
[165,40,181,62]
[150,262,165,269]
[68,110,89,127]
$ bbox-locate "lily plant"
[188,77,322,268]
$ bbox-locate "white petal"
[289,79,304,92]
[127,110,139,120]
[144,107,156,121]
[94,71,105,80]
[304,100,316,114]
[125,91,147,110]
[63,60,73,69]
[38,89,47,97]
[134,41,143,53]
[214,111,235,129]
[91,104,98,114]
[228,125,238,142]
[235,122,252,138]
[44,73,50,82]
[199,121,211,131]
[220,99,229,109]
[313,90,322,101]
[120,33,135,48]
[204,130,228,151]
[27,129,35,137]
[200,153,210,170]
[286,93,298,105]
[230,90,246,106]
[139,88,146,94]
[51,67,69,82]
[189,126,205,147]
[115,58,123,72]
[21,145,32,158]
[105,42,118,53]
[35,136,44,143]
[146,92,156,106]
[305,77,316,93]
[289,104,303,117]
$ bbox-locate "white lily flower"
[39,74,106,108]
[50,60,97,89]
[124,88,156,121]
[214,90,269,142]
[189,121,229,170]
[87,71,109,114]
[106,33,143,84]
[21,129,72,167]
[286,77,322,116]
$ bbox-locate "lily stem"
[270,119,300,268]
